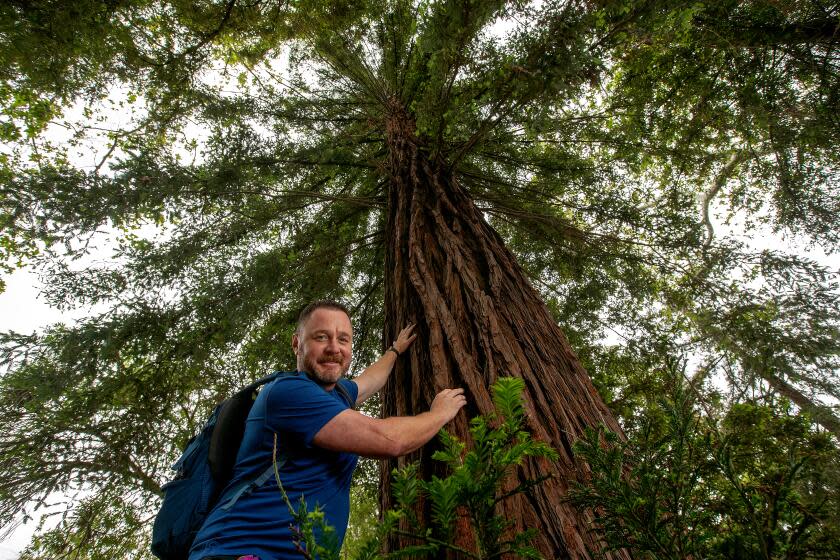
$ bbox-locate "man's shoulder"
[268,371,353,388]
[266,373,356,408]
[269,370,308,384]
[264,371,338,396]
[265,370,314,394]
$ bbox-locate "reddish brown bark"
[379,107,629,559]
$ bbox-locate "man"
[189,300,467,560]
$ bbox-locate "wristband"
[387,345,401,357]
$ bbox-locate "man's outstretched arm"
[352,323,416,405]
[313,388,467,459]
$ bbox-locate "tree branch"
[701,151,747,250]
[762,372,840,438]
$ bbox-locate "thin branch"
[391,529,481,559]
[492,474,553,506]
[170,0,238,63]
[179,187,384,208]
[700,151,747,250]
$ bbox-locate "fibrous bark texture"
[380,108,629,559]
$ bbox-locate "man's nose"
[325,335,340,353]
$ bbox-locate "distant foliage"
[570,372,840,560]
[18,490,150,560]
[342,481,380,558]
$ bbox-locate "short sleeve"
[264,377,354,447]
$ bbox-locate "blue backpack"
[150,370,353,559]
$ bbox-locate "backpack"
[150,370,355,560]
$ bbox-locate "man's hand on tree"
[391,323,417,355]
[430,388,467,423]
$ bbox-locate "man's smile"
[318,357,344,371]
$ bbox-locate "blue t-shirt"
[189,372,359,560]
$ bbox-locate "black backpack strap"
[335,380,356,410]
[208,371,294,483]
[241,369,290,395]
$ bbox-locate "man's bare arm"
[353,323,416,405]
[313,388,466,458]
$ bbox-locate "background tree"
[572,366,840,559]
[0,0,837,558]
[586,0,840,436]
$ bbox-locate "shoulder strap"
[334,381,356,410]
[208,371,295,483]
[219,460,283,511]
[240,369,293,395]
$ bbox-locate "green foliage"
[342,484,380,559]
[19,490,150,560]
[421,377,558,559]
[571,371,840,559]
[393,376,557,558]
[290,498,343,560]
[594,0,840,245]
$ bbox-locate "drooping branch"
[701,151,747,250]
[763,372,840,438]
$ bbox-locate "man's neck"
[297,369,337,391]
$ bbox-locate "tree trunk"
[379,107,628,559]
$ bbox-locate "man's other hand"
[430,388,467,423]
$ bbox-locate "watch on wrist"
[387,344,401,356]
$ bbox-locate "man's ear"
[291,332,300,354]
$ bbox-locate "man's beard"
[301,351,349,386]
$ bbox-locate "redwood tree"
[381,109,624,557]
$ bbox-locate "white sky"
[0,269,61,555]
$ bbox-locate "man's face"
[292,308,353,388]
